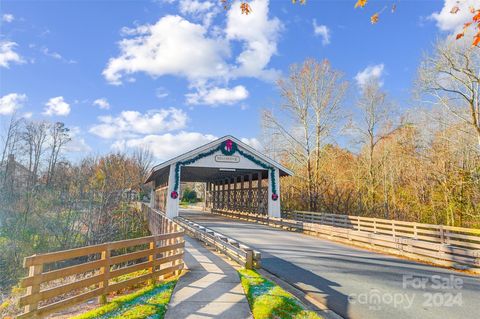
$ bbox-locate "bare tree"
[46,122,71,186]
[263,58,347,210]
[419,40,480,149]
[22,121,48,186]
[1,115,22,165]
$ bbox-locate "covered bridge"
[145,135,293,218]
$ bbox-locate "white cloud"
[104,0,282,91]
[112,131,217,160]
[240,137,262,150]
[0,93,27,115]
[41,47,77,64]
[225,0,282,80]
[0,41,24,68]
[90,108,188,139]
[313,20,330,45]
[93,98,110,110]
[186,85,249,105]
[179,0,214,15]
[103,15,230,85]
[43,96,71,116]
[179,0,218,26]
[22,112,33,119]
[2,14,14,23]
[156,87,169,99]
[65,127,92,153]
[42,47,62,60]
[355,64,385,88]
[430,0,477,32]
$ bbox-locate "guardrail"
[175,216,261,269]
[19,224,184,318]
[213,209,480,272]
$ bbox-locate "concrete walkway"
[165,236,252,319]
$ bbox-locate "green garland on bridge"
[171,139,278,201]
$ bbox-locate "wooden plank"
[21,259,104,288]
[24,244,106,267]
[109,260,153,279]
[39,287,103,317]
[109,248,151,265]
[106,272,154,293]
[445,232,480,242]
[20,274,102,306]
[23,263,42,315]
[156,252,184,265]
[156,242,185,254]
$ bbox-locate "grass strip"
[238,269,322,319]
[71,279,177,319]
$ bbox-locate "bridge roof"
[145,135,293,184]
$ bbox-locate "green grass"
[71,279,177,319]
[238,269,322,319]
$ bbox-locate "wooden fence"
[19,205,185,319]
[213,209,480,272]
[175,216,261,269]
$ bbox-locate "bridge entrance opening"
[145,136,293,219]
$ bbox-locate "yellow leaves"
[355,0,368,9]
[292,0,306,4]
[371,13,379,24]
[240,2,252,15]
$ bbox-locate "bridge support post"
[268,168,281,218]
[166,164,179,219]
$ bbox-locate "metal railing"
[175,216,261,269]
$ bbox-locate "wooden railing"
[19,206,185,319]
[140,202,182,235]
[175,216,261,269]
[213,209,480,272]
[283,211,480,249]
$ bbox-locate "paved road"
[180,210,480,319]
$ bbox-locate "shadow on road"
[261,253,351,319]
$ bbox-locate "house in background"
[0,154,33,191]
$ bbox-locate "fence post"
[245,249,253,269]
[149,239,157,285]
[24,261,43,317]
[98,245,110,304]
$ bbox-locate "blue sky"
[0,0,475,161]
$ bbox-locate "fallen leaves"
[371,13,379,24]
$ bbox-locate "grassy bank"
[238,269,322,319]
[72,279,177,319]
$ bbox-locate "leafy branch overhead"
[225,0,480,47]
